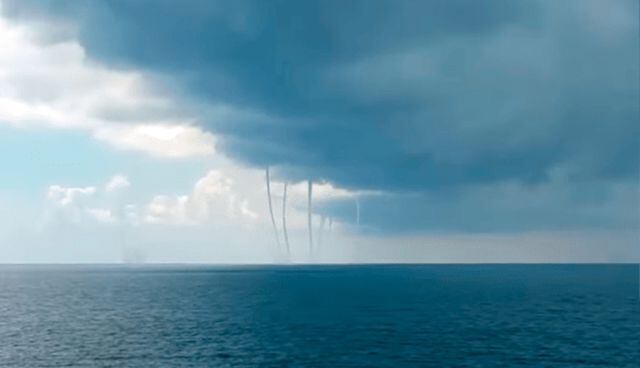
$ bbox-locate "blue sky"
[0,0,638,263]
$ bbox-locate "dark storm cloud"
[4,0,638,232]
[319,180,639,233]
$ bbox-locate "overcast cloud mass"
[0,0,638,262]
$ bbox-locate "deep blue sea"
[1,264,638,367]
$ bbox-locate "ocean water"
[0,264,638,367]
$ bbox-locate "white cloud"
[288,181,379,203]
[46,180,120,224]
[146,195,191,225]
[94,124,215,158]
[46,184,103,224]
[85,208,116,223]
[47,185,96,207]
[240,199,258,219]
[0,10,214,158]
[144,170,258,225]
[301,181,355,200]
[105,174,130,192]
[43,169,262,228]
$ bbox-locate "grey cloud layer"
[4,0,638,232]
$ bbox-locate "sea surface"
[0,264,638,367]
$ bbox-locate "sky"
[0,0,638,263]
